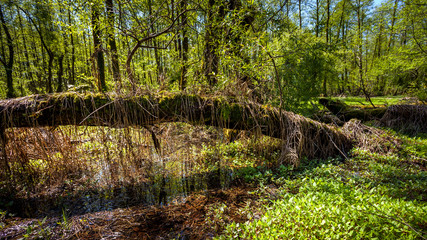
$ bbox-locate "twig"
[79,101,115,125]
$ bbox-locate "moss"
[1,91,353,160]
[367,107,387,118]
[158,94,182,114]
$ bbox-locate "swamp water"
[1,125,241,218]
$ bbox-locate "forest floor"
[0,97,426,239]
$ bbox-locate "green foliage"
[221,179,426,239]
[19,217,52,240]
[205,202,231,232]
[198,135,280,172]
[333,96,404,107]
[272,31,333,114]
[0,0,424,102]
[217,133,427,239]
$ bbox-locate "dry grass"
[343,119,401,154]
[0,114,286,219]
[0,186,261,240]
[0,92,353,168]
[380,105,427,135]
[0,123,233,217]
[0,92,419,239]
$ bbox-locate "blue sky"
[373,0,385,7]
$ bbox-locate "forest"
[0,0,426,239]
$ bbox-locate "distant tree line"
[0,0,425,111]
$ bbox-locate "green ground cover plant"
[218,132,427,239]
[333,96,405,107]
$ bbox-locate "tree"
[120,0,188,91]
[106,0,121,87]
[204,0,225,86]
[179,0,189,90]
[0,92,352,161]
[353,0,375,106]
[91,2,107,92]
[0,4,14,98]
[18,1,62,93]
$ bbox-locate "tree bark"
[17,5,55,93]
[148,0,163,84]
[0,5,15,98]
[17,9,35,92]
[106,0,121,86]
[298,0,302,29]
[356,0,374,108]
[323,0,329,97]
[326,0,330,44]
[47,52,54,93]
[68,8,75,85]
[204,0,224,86]
[387,0,398,51]
[180,0,188,90]
[92,4,107,92]
[56,55,64,92]
[315,0,319,38]
[0,92,352,160]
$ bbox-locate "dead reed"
[0,92,357,218]
[380,105,427,135]
[343,119,401,154]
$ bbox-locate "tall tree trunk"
[323,0,331,96]
[356,0,374,107]
[171,0,178,52]
[29,31,42,90]
[204,0,224,86]
[106,0,121,87]
[180,0,188,90]
[0,19,4,58]
[17,5,56,94]
[126,41,141,90]
[148,0,163,84]
[336,0,346,43]
[17,9,35,92]
[315,0,319,37]
[299,0,302,29]
[388,0,398,51]
[0,5,15,98]
[91,4,106,92]
[326,0,330,44]
[342,19,348,93]
[56,55,64,92]
[68,9,75,85]
[47,52,54,93]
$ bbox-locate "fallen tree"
[319,98,387,122]
[319,98,427,134]
[0,92,352,163]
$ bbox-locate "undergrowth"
[217,132,427,239]
[0,121,426,239]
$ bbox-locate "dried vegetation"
[1,92,425,239]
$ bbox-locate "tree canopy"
[0,0,426,110]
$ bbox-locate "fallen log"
[319,98,387,122]
[0,92,352,161]
[319,98,427,134]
